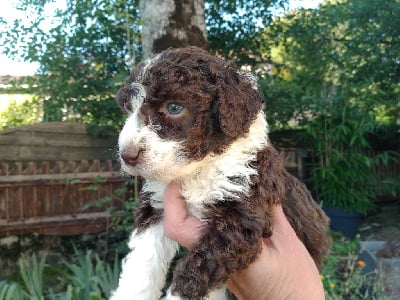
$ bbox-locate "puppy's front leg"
[111,184,179,300]
[170,200,267,300]
[111,222,179,300]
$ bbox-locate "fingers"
[164,181,187,223]
[163,182,203,249]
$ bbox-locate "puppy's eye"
[166,103,184,115]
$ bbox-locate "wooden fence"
[0,153,305,236]
[0,160,128,235]
[0,122,129,235]
[370,151,400,200]
[0,122,117,161]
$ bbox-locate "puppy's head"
[117,46,264,180]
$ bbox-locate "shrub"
[322,234,390,300]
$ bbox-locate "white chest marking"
[145,112,268,218]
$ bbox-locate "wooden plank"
[14,186,22,219]
[1,163,9,175]
[0,171,124,183]
[0,145,116,161]
[0,211,126,235]
[0,187,6,219]
[0,133,117,148]
[0,211,118,225]
[0,122,90,135]
[0,222,108,235]
[2,179,127,219]
[0,160,120,177]
[0,122,117,162]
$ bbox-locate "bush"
[0,96,41,130]
[0,251,120,300]
[322,234,390,300]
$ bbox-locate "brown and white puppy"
[111,46,331,300]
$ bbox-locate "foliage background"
[0,0,286,131]
[0,0,399,298]
[1,0,398,134]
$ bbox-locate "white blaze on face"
[118,81,189,181]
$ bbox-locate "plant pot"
[323,206,363,238]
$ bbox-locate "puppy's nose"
[120,146,143,166]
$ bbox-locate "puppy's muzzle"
[120,145,144,166]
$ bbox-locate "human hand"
[226,203,325,299]
[163,182,325,300]
[163,181,204,249]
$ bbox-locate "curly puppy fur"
[111,46,331,300]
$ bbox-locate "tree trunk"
[139,0,208,59]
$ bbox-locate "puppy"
[111,46,331,300]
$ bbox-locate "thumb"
[163,182,203,249]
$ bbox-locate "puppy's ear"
[216,67,264,138]
[116,83,131,113]
[116,62,146,113]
